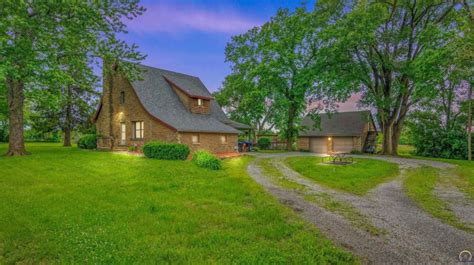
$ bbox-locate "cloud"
[126,2,262,34]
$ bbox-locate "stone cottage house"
[92,64,250,153]
[297,111,377,153]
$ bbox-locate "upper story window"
[197,98,203,106]
[120,91,125,104]
[132,121,144,139]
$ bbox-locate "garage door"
[333,137,353,153]
[310,137,327,153]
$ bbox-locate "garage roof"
[299,111,374,137]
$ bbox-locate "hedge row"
[257,137,271,149]
[192,150,222,170]
[143,141,190,160]
[77,134,97,149]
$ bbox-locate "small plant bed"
[285,157,399,196]
[192,150,222,170]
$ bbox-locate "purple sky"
[121,0,361,111]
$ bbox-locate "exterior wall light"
[328,137,332,141]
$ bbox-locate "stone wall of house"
[297,137,310,151]
[179,132,238,153]
[96,71,178,150]
[95,71,239,153]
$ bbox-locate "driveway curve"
[247,152,474,264]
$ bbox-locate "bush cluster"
[257,137,271,149]
[143,141,190,160]
[77,134,97,149]
[407,111,471,160]
[192,150,222,170]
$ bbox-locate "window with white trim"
[132,121,144,139]
[192,135,200,144]
[220,135,227,144]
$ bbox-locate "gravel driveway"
[247,152,474,264]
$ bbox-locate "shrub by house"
[143,141,190,160]
[192,150,222,170]
[77,134,97,149]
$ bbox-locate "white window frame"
[133,121,144,139]
[192,134,200,144]
[220,135,227,144]
[120,123,126,145]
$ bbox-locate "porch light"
[328,137,332,141]
[118,112,125,122]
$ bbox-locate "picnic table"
[327,152,353,164]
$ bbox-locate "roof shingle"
[131,64,241,134]
[299,111,372,137]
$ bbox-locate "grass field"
[400,147,474,201]
[0,143,355,264]
[285,157,399,195]
[403,166,473,232]
[453,161,474,200]
[256,149,289,154]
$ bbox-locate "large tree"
[0,82,7,142]
[459,0,473,160]
[316,0,463,155]
[214,71,276,140]
[0,1,145,156]
[224,7,346,149]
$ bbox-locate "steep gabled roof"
[299,110,374,137]
[129,64,240,134]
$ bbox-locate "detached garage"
[297,111,377,154]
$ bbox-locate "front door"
[120,123,126,145]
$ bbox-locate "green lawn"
[285,157,399,195]
[0,143,355,264]
[403,166,473,232]
[256,149,289,154]
[453,161,474,200]
[400,151,474,201]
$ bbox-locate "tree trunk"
[391,121,404,156]
[286,105,296,151]
[468,84,472,161]
[63,86,73,147]
[63,128,71,147]
[6,78,27,156]
[381,123,393,155]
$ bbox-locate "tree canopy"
[220,7,350,149]
[0,1,145,155]
[315,0,465,155]
[220,0,470,156]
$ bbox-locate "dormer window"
[197,98,203,106]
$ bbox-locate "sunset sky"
[121,0,362,111]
